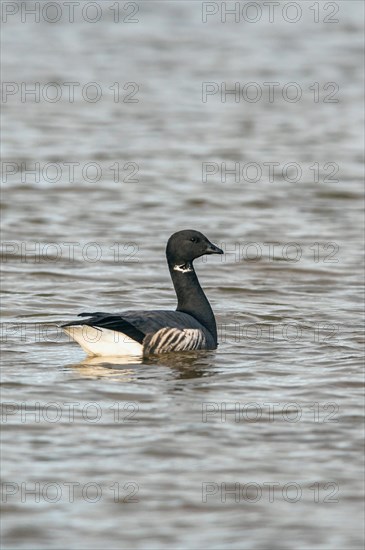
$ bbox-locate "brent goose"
[62,230,223,357]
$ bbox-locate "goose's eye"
[190,237,199,243]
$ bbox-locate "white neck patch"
[173,263,193,273]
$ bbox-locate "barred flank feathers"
[143,327,206,355]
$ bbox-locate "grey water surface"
[1,2,364,549]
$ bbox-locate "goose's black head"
[166,230,223,268]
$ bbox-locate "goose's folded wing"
[62,313,146,343]
[62,310,208,345]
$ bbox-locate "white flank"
[63,325,143,357]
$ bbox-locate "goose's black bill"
[205,242,224,255]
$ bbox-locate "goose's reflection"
[68,355,144,381]
[145,351,217,379]
[67,351,217,381]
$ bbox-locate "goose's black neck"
[168,259,217,343]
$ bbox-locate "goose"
[62,229,223,357]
